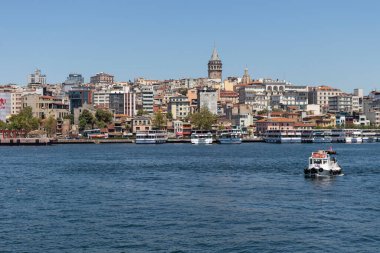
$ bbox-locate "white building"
[28,69,46,85]
[141,85,154,114]
[328,94,353,113]
[238,81,308,111]
[93,91,110,108]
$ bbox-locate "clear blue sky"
[0,0,379,93]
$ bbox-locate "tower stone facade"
[208,47,222,80]
[241,68,252,84]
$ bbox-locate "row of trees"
[150,106,217,130]
[0,107,57,136]
[0,106,218,137]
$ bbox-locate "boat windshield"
[310,159,328,164]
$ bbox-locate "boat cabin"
[309,151,335,165]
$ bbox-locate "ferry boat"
[345,130,362,143]
[301,130,313,143]
[331,129,345,143]
[304,150,342,177]
[312,130,332,143]
[264,130,302,143]
[362,130,376,143]
[191,131,213,144]
[135,130,168,144]
[218,130,242,144]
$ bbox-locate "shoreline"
[0,138,265,145]
[1,137,379,145]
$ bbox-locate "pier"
[0,138,51,146]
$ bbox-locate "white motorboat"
[304,150,342,177]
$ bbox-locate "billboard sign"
[0,93,11,122]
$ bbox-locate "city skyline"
[1,0,379,93]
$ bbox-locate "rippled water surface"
[1,143,379,252]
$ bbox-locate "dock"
[0,138,51,146]
[54,139,134,144]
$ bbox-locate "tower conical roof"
[210,47,220,61]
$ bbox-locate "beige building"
[168,96,190,120]
[0,85,23,116]
[308,86,342,111]
[365,110,380,126]
[22,94,69,119]
[93,91,110,108]
[90,72,114,85]
[132,116,152,133]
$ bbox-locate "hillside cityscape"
[0,47,379,140]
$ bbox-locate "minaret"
[208,47,222,80]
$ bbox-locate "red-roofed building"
[255,117,296,135]
[219,90,239,104]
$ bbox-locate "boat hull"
[191,138,213,145]
[362,137,375,143]
[312,138,332,143]
[304,167,342,177]
[219,138,242,144]
[135,139,166,144]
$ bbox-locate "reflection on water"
[304,175,338,187]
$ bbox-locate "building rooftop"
[256,117,296,123]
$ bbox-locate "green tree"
[79,118,87,131]
[166,111,173,121]
[0,120,8,129]
[177,88,188,96]
[152,110,166,129]
[136,109,148,116]
[7,107,39,132]
[96,120,107,129]
[257,109,268,115]
[43,115,57,137]
[190,106,217,130]
[78,109,95,130]
[95,109,113,124]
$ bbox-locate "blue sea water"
[0,143,379,252]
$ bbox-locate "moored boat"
[331,129,345,143]
[218,129,242,144]
[362,130,376,143]
[264,130,301,143]
[135,130,168,144]
[350,130,363,143]
[313,130,332,143]
[304,150,342,177]
[191,131,213,145]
